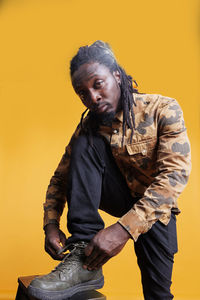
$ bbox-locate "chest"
[99,109,159,176]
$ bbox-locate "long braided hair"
[70,41,139,147]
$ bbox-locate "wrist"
[116,222,132,240]
[44,223,59,234]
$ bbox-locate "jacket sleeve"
[118,99,192,241]
[43,124,81,229]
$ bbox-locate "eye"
[94,80,104,89]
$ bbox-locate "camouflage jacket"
[43,93,191,241]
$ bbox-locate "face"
[72,62,121,114]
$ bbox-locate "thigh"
[134,213,178,300]
[91,135,138,217]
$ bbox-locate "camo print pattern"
[43,125,82,227]
[43,94,191,241]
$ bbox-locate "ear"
[113,70,121,85]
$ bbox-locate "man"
[28,41,191,300]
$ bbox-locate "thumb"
[52,237,63,250]
[60,234,67,247]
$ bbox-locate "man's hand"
[44,224,67,260]
[83,223,131,270]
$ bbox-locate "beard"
[89,111,116,127]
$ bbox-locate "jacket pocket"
[125,138,158,170]
[126,138,157,156]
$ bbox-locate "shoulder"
[133,93,182,115]
[134,92,179,106]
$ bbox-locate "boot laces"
[52,242,88,273]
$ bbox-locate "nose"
[89,89,102,105]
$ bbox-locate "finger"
[94,256,110,270]
[51,238,64,252]
[52,244,65,260]
[45,243,65,260]
[86,253,108,270]
[48,237,65,259]
[84,246,100,265]
[84,243,94,257]
[50,250,65,260]
[45,245,60,260]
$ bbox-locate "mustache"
[91,102,109,111]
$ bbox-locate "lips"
[95,103,109,113]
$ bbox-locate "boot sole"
[27,276,104,300]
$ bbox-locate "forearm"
[43,123,82,228]
[43,162,69,228]
[43,176,68,228]
[119,100,191,241]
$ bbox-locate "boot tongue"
[58,241,88,256]
[69,242,88,255]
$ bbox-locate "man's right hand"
[44,224,67,260]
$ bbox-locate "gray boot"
[28,241,104,300]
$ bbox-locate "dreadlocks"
[70,40,139,147]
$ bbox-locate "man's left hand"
[83,222,131,270]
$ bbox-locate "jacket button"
[141,149,147,155]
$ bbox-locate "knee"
[72,134,89,157]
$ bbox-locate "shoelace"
[57,245,75,256]
[57,241,88,255]
[52,242,87,273]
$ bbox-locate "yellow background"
[0,0,199,299]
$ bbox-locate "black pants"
[66,134,178,300]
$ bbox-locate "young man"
[28,41,191,300]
